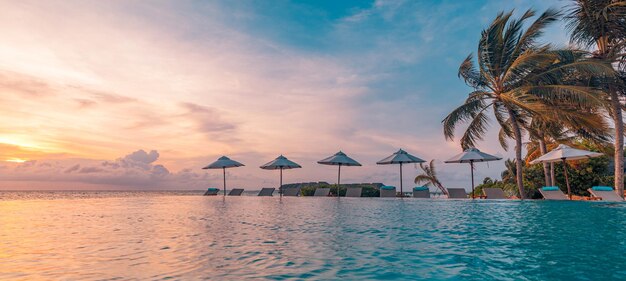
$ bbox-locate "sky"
[0,0,572,190]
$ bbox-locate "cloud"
[0,149,212,190]
[0,1,570,191]
[180,102,237,134]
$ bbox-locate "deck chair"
[257,188,275,196]
[227,188,244,196]
[588,186,624,202]
[447,188,468,199]
[345,187,362,197]
[483,188,507,199]
[204,188,220,196]
[412,186,430,198]
[538,186,568,200]
[313,187,331,197]
[380,186,396,198]
[282,187,301,196]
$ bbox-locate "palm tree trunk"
[611,91,624,199]
[550,163,556,187]
[539,139,551,186]
[507,108,525,199]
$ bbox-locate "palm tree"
[443,9,612,198]
[524,114,611,186]
[565,0,626,198]
[414,160,448,196]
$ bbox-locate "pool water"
[1,193,625,280]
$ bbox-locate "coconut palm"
[443,9,613,198]
[524,113,611,186]
[414,160,448,196]
[565,0,626,198]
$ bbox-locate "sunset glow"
[0,0,565,190]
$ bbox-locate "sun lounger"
[412,186,430,198]
[204,187,220,196]
[538,186,568,200]
[258,188,275,196]
[227,188,244,196]
[345,187,362,197]
[282,187,301,196]
[588,186,624,202]
[483,188,507,199]
[314,187,331,197]
[380,186,396,197]
[447,188,467,199]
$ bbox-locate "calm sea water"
[1,192,625,280]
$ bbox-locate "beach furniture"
[445,148,501,199]
[258,188,275,196]
[412,186,430,198]
[538,186,568,200]
[587,186,624,202]
[204,187,220,196]
[377,149,425,198]
[345,187,362,197]
[447,188,468,199]
[314,187,331,197]
[531,145,604,200]
[318,151,362,196]
[203,156,245,196]
[260,155,302,197]
[482,188,507,199]
[282,186,301,196]
[227,188,244,196]
[380,185,396,197]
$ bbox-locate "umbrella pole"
[223,167,226,197]
[562,158,572,200]
[280,168,283,198]
[470,161,475,200]
[399,163,403,198]
[337,164,341,197]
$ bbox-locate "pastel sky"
[0,0,570,190]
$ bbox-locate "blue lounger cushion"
[413,186,429,191]
[592,186,614,191]
[381,186,396,190]
[207,187,219,191]
[542,186,560,191]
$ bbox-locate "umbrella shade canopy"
[202,156,244,169]
[530,144,603,164]
[318,151,362,166]
[260,155,302,170]
[377,149,425,198]
[445,148,501,199]
[445,148,502,163]
[377,149,425,164]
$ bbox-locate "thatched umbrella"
[377,149,425,197]
[530,144,603,199]
[260,155,302,197]
[202,156,244,196]
[318,151,361,196]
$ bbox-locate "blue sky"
[0,0,573,190]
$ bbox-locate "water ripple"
[1,196,626,280]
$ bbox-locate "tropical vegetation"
[414,160,449,196]
[476,139,622,198]
[444,3,624,199]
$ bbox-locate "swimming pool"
[1,194,625,280]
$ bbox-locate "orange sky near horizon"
[0,0,565,190]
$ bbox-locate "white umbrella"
[318,151,361,196]
[530,144,603,199]
[377,149,425,197]
[445,148,501,199]
[202,156,244,196]
[260,155,302,197]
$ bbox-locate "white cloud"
[0,150,211,190]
